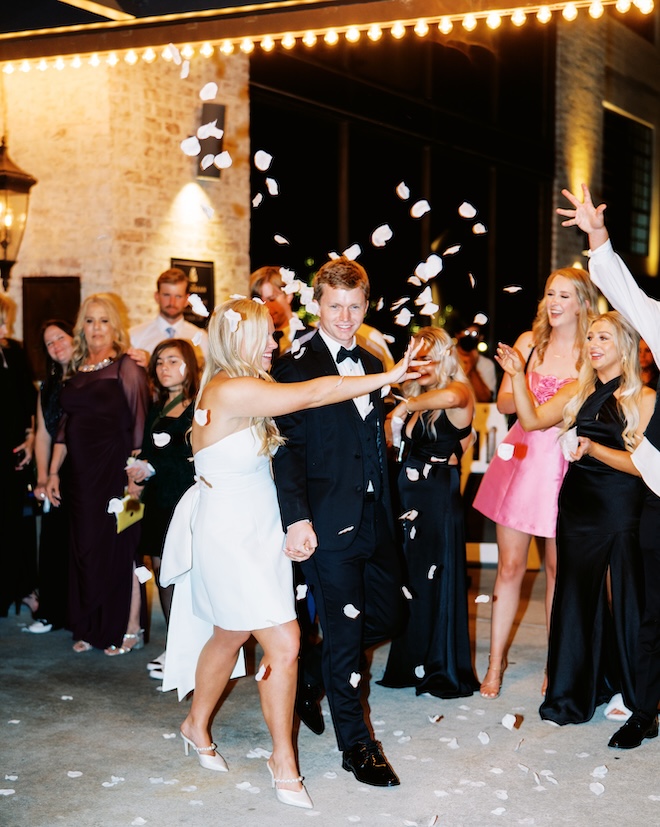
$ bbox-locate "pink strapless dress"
[472,372,572,538]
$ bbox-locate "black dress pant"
[635,489,660,718]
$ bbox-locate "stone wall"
[3,51,250,336]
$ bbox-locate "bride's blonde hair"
[561,311,643,452]
[199,298,284,455]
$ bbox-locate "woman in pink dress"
[473,268,600,698]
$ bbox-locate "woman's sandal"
[480,655,507,699]
[73,640,93,653]
[104,629,145,657]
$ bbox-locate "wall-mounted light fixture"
[0,137,37,290]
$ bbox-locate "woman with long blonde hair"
[160,298,419,811]
[497,311,655,725]
[473,267,600,698]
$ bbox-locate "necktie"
[166,326,176,338]
[337,346,360,364]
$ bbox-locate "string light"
[1,1,646,73]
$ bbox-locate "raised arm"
[404,380,472,415]
[496,343,575,431]
[557,184,609,250]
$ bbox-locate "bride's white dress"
[160,427,296,699]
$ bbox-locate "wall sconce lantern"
[0,137,37,290]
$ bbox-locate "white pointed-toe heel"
[181,731,228,772]
[266,760,313,809]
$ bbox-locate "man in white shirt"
[130,268,208,366]
[559,184,660,750]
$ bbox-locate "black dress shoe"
[342,741,400,787]
[608,714,659,749]
[295,683,324,735]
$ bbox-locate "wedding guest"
[159,298,418,809]
[46,293,150,654]
[473,268,599,698]
[497,311,654,726]
[272,257,407,787]
[454,323,497,402]
[29,320,75,633]
[130,267,208,367]
[378,326,479,698]
[126,338,200,679]
[0,293,37,617]
[558,184,660,749]
[639,339,659,389]
[249,266,314,356]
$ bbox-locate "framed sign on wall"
[171,258,215,327]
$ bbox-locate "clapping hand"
[495,342,525,377]
[557,184,607,235]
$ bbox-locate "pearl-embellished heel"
[180,731,228,772]
[266,760,313,809]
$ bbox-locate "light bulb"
[438,17,454,34]
[462,14,477,31]
[511,8,527,25]
[367,24,382,41]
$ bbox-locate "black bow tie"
[337,346,360,364]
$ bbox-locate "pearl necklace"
[79,356,114,373]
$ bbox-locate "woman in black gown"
[379,327,480,698]
[497,312,655,724]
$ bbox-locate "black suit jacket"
[271,331,393,552]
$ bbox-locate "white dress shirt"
[318,329,373,420]
[130,315,209,358]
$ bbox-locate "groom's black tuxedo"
[272,331,406,751]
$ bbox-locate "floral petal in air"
[503,285,523,293]
[343,243,361,260]
[200,154,214,170]
[478,731,490,744]
[383,333,395,344]
[67,771,83,778]
[225,308,242,332]
[349,672,361,688]
[165,43,181,64]
[197,121,222,140]
[265,177,279,195]
[443,244,461,256]
[194,408,209,426]
[188,294,209,317]
[400,509,419,521]
[180,136,201,157]
[343,604,361,619]
[420,303,439,316]
[395,308,413,327]
[255,664,267,681]
[402,586,413,599]
[501,714,516,731]
[213,151,232,169]
[473,313,488,325]
[199,81,218,100]
[180,60,190,79]
[406,467,420,481]
[590,782,605,796]
[408,276,422,286]
[396,181,410,200]
[338,525,355,535]
[475,594,490,603]
[371,224,393,247]
[295,584,308,600]
[153,432,171,448]
[252,193,263,208]
[468,273,476,288]
[473,223,488,234]
[427,565,436,579]
[274,234,289,245]
[254,150,273,171]
[425,254,443,279]
[106,497,123,515]
[415,286,433,306]
[458,201,477,219]
[410,199,431,218]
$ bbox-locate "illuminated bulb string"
[0,0,653,73]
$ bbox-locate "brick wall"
[3,51,250,335]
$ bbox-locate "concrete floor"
[2,566,659,827]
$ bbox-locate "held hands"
[557,184,607,235]
[495,343,525,377]
[284,519,318,562]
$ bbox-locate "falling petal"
[383,333,395,344]
[468,273,476,288]
[518,764,529,774]
[420,303,439,316]
[490,768,504,774]
[349,672,361,688]
[236,782,252,790]
[408,276,422,286]
[473,313,488,325]
[503,285,523,293]
[501,714,516,731]
[423,464,432,478]
[410,199,431,218]
[576,752,590,758]
[282,279,303,295]
[4,776,17,781]
[165,43,181,64]
[443,244,461,256]
[61,695,73,701]
[458,201,477,219]
[135,565,152,584]
[424,254,443,278]
[400,509,419,521]
[497,443,514,461]
[0,790,15,796]
[254,150,273,171]
[194,409,209,426]
[391,297,410,311]
[294,346,307,360]
[406,467,420,481]
[188,294,209,317]
[491,808,506,815]
[473,222,488,235]
[265,177,279,195]
[343,603,361,618]
[200,154,215,170]
[295,584,308,601]
[67,771,83,778]
[371,224,393,247]
[328,251,340,260]
[200,204,214,220]
[475,594,490,603]
[214,151,232,169]
[429,715,443,723]
[414,665,425,678]
[162,733,177,739]
[402,586,413,600]
[434,790,449,797]
[428,817,439,827]
[590,782,605,796]
[153,432,171,448]
[338,525,355,535]
[396,181,410,200]
[180,60,190,79]
[375,297,384,311]
[252,193,264,208]
[343,243,361,260]
[478,731,490,745]
[255,664,267,681]
[274,234,289,245]
[225,308,242,332]
[347,818,361,824]
[300,285,314,305]
[7,720,20,724]
[415,286,433,306]
[410,526,417,539]
[149,777,164,784]
[395,308,413,327]
[199,81,218,100]
[131,819,147,826]
[380,385,391,398]
[106,497,123,515]
[180,136,201,157]
[427,565,437,579]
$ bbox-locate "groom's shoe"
[342,741,400,787]
[608,713,659,749]
[295,683,324,735]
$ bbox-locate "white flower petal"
[67,771,83,778]
[252,193,264,208]
[254,150,273,171]
[225,308,242,332]
[188,294,209,317]
[274,234,289,245]
[194,408,209,426]
[592,765,608,778]
[473,222,488,234]
[213,151,232,169]
[338,525,355,535]
[391,296,410,311]
[349,672,361,688]
[503,284,523,293]
[197,120,224,140]
[420,302,439,316]
[371,224,393,247]
[199,81,218,101]
[424,254,443,278]
[468,273,476,288]
[590,782,605,796]
[497,443,514,461]
[473,312,488,325]
[410,199,431,218]
[474,594,490,603]
[501,713,516,731]
[415,286,433,306]
[408,276,422,286]
[343,243,361,260]
[106,497,123,515]
[427,565,436,579]
[295,584,308,601]
[414,664,425,678]
[406,467,420,481]
[162,733,177,739]
[61,695,73,701]
[402,586,413,600]
[458,201,477,219]
[478,731,490,744]
[447,737,459,750]
[153,432,171,448]
[200,153,215,170]
[396,181,410,200]
[165,43,181,64]
[265,177,279,195]
[494,790,508,800]
[131,818,147,826]
[255,664,267,681]
[180,136,201,157]
[410,525,417,539]
[395,308,413,327]
[399,509,419,521]
[491,807,506,815]
[343,603,361,619]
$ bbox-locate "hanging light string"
[0,0,653,72]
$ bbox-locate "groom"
[272,256,405,787]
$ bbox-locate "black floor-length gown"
[540,377,645,725]
[58,354,149,649]
[379,411,480,698]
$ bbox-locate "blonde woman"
[46,293,150,654]
[160,298,419,811]
[497,312,655,725]
[379,327,480,698]
[473,268,600,698]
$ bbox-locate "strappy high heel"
[480,655,507,699]
[266,761,313,809]
[180,732,228,772]
[104,629,144,657]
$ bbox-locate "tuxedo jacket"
[271,331,393,552]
